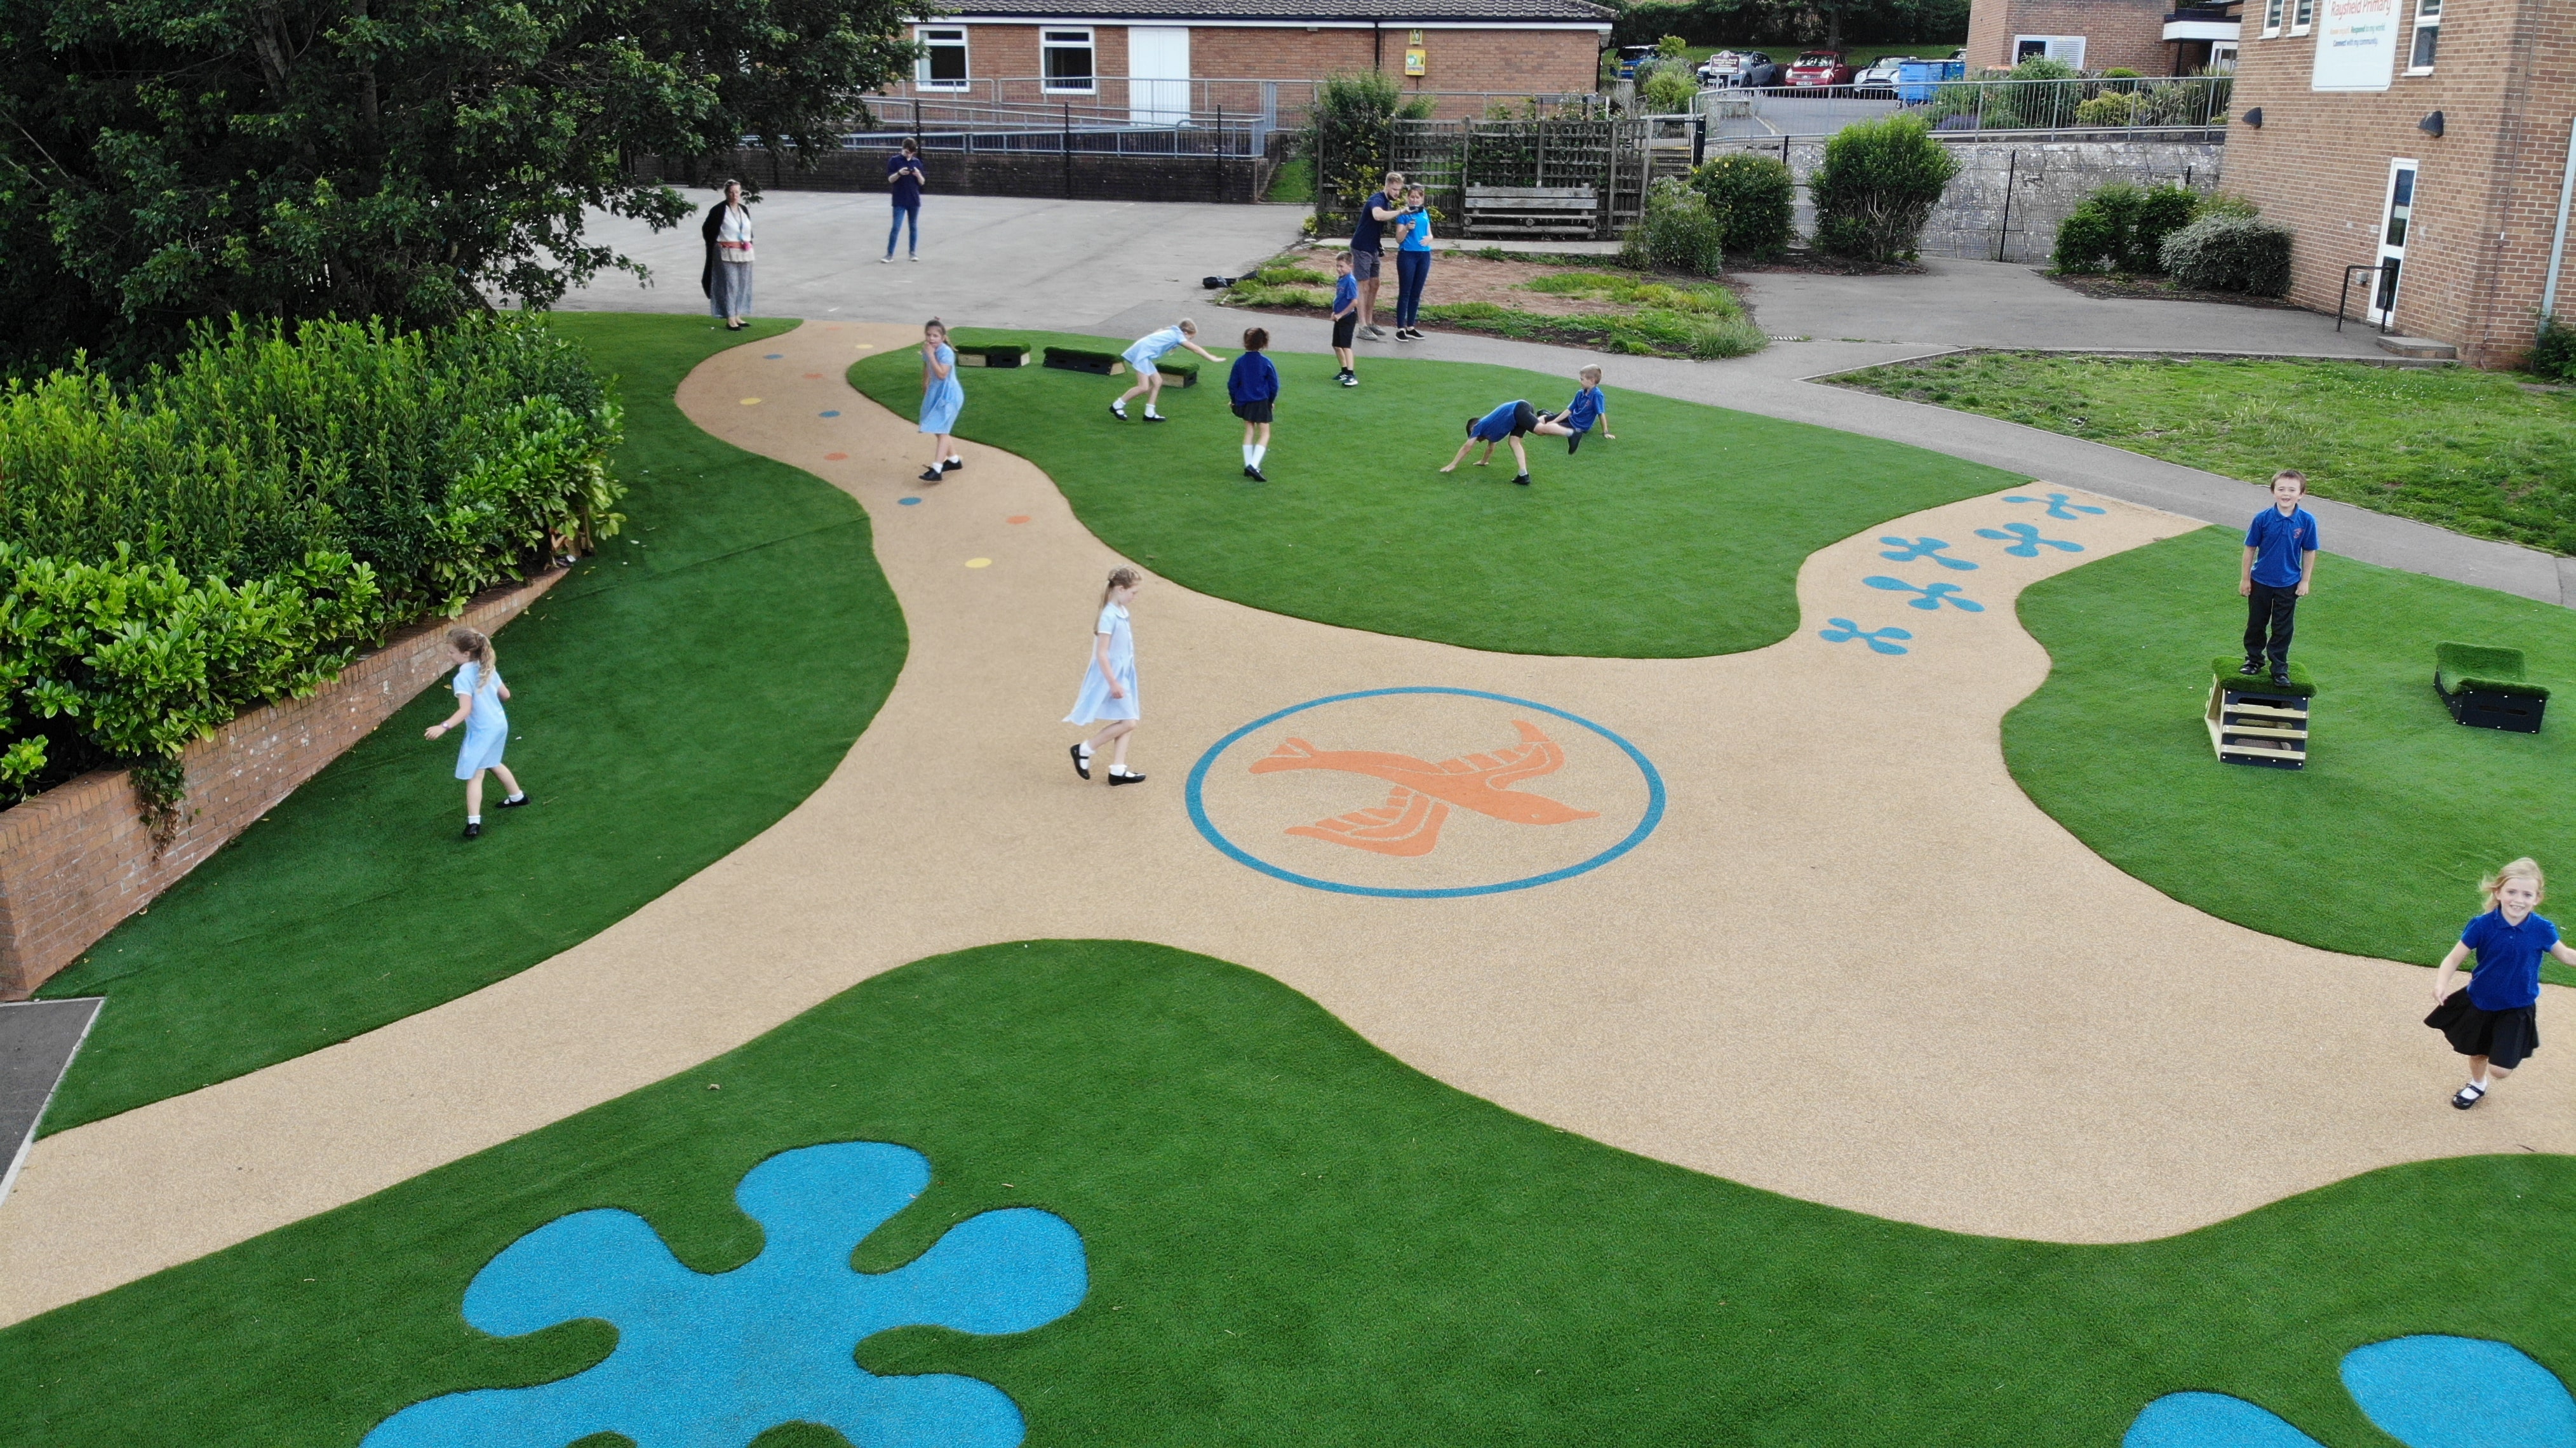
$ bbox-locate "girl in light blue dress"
[1065,566,1146,785]
[424,626,528,840]
[916,318,964,483]
[1109,319,1224,422]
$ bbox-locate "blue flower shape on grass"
[1863,576,1985,612]
[1975,521,2085,557]
[1876,536,1980,571]
[2126,1336,2576,1448]
[363,1142,1087,1448]
[1818,618,1914,655]
[2003,492,2108,520]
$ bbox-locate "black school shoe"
[1069,744,1091,781]
[1107,769,1148,786]
[463,821,483,840]
[2271,669,2293,687]
[941,457,963,472]
[1245,466,1267,482]
[497,793,531,808]
[1567,431,1582,454]
[2239,659,2264,675]
[2452,1081,2488,1109]
[1512,473,1531,486]
[918,467,943,482]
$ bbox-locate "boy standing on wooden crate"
[2238,470,2319,688]
[1329,253,1360,387]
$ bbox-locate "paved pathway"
[9,321,2568,1326]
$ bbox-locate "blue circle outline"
[1184,687,1667,899]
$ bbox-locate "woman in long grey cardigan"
[700,180,755,331]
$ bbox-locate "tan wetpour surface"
[2,321,2563,1326]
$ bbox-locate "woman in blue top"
[1226,327,1280,481]
[916,318,964,483]
[2427,857,2576,1108]
[1393,185,1435,341]
[424,627,528,840]
[1065,567,1147,785]
[1110,319,1224,422]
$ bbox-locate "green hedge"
[1810,115,1957,265]
[0,314,621,803]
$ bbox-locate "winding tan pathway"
[3,321,2564,1327]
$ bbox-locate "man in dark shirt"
[1346,170,1404,340]
[884,141,927,263]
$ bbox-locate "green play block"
[2436,641,2551,699]
[2210,656,2318,697]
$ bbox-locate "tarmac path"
[4,319,2563,1326]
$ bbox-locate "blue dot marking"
[764,352,784,359]
[1185,687,1665,899]
[898,497,923,506]
[819,410,842,417]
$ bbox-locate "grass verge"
[852,330,2013,657]
[1223,258,1769,359]
[8,940,2573,1448]
[2007,526,2576,984]
[31,314,905,1130]
[1832,352,2576,554]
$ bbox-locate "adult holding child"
[1348,170,1405,340]
[883,140,927,263]
[699,180,755,331]
[1109,319,1224,422]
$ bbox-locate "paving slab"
[0,998,100,1207]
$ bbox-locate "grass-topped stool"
[955,343,1026,368]
[2207,658,2316,769]
[2436,642,2549,733]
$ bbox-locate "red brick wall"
[0,570,564,999]
[1968,0,2185,74]
[2225,0,2575,366]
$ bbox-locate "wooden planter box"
[2206,658,2315,770]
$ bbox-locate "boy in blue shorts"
[1542,365,1615,454]
[1329,253,1359,386]
[2238,469,2319,687]
[1439,399,1575,486]
[1228,327,1280,481]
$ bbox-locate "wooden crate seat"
[1463,185,1600,238]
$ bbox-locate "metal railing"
[836,124,1265,158]
[1699,74,2232,140]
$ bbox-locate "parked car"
[1785,50,1856,86]
[1737,56,1785,87]
[1614,45,1657,80]
[1698,49,1770,85]
[1855,55,1909,92]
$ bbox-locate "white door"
[2371,158,2417,326]
[1128,27,1190,125]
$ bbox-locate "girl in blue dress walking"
[1066,566,1146,786]
[424,627,527,840]
[916,318,964,483]
[2427,857,2576,1108]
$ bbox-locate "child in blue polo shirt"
[1544,365,1615,454]
[1439,399,1576,486]
[1329,253,1360,387]
[1228,327,1280,481]
[2238,469,2319,687]
[2427,857,2576,1109]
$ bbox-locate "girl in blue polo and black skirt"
[2427,857,2576,1109]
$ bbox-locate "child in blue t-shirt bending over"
[2238,469,2319,686]
[2427,857,2576,1109]
[1439,399,1576,486]
[1543,365,1615,454]
[1227,328,1280,482]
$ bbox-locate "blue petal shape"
[2124,1391,2327,1448]
[2342,1336,2576,1448]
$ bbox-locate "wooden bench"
[1462,185,1600,239]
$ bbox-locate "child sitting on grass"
[2427,857,2576,1109]
[1439,399,1574,486]
[1228,327,1279,482]
[1544,365,1614,453]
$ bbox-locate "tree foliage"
[0,0,915,371]
[1809,114,1956,264]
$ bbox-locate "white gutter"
[2546,112,2576,319]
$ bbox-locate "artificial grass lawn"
[1223,263,1769,360]
[1833,352,2576,555]
[32,314,904,1131]
[9,939,2573,1447]
[2008,527,2576,984]
[854,332,2015,657]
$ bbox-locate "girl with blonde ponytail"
[2426,857,2576,1108]
[425,626,530,838]
[1064,567,1146,784]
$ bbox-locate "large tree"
[0,0,913,370]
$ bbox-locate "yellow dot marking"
[739,397,761,405]
[965,558,993,569]
[855,344,875,351]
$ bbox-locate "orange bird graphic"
[1249,719,1599,857]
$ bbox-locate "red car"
[1785,50,1856,86]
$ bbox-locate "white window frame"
[2291,0,2313,35]
[2262,0,2284,37]
[2014,34,2087,67]
[915,25,969,91]
[2405,0,2440,72]
[1040,27,1096,93]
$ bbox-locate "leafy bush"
[0,314,620,803]
[2198,191,2262,220]
[2054,182,2203,274]
[2531,315,2576,382]
[1620,178,1728,276]
[2103,67,2141,77]
[1306,72,1435,231]
[1644,64,1700,113]
[2160,213,2294,295]
[2074,92,2138,127]
[1810,114,1957,264]
[1692,153,1796,262]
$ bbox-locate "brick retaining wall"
[0,569,565,1000]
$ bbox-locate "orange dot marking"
[824,452,849,461]
[803,372,822,379]
[1006,516,1031,525]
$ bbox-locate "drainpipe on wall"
[2546,114,2576,320]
